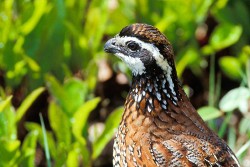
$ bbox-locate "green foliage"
[0,0,250,166]
[208,23,242,52]
[0,88,44,166]
[22,76,122,166]
[92,107,123,160]
[219,56,243,80]
[198,106,222,121]
[16,87,45,122]
[219,87,250,113]
[39,113,51,167]
[21,130,39,167]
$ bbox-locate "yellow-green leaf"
[92,107,123,160]
[16,87,45,123]
[198,106,222,121]
[0,96,12,113]
[209,24,242,51]
[219,56,243,80]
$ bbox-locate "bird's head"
[104,23,175,76]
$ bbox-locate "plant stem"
[39,113,51,167]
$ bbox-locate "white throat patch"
[115,52,146,75]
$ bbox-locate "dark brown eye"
[127,42,140,51]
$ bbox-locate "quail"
[104,23,240,167]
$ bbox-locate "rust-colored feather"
[107,23,240,167]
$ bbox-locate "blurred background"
[0,0,250,166]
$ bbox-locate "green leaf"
[209,23,242,51]
[20,130,39,167]
[0,96,12,113]
[20,0,47,35]
[201,45,215,55]
[63,79,88,114]
[72,97,101,145]
[46,75,87,116]
[81,144,91,167]
[6,60,27,85]
[216,0,229,9]
[25,122,56,159]
[219,87,250,112]
[48,102,71,146]
[0,98,16,139]
[46,75,69,114]
[92,107,123,160]
[246,56,250,89]
[23,55,40,72]
[0,139,21,166]
[176,46,199,77]
[198,106,222,121]
[66,143,80,167]
[219,56,243,80]
[16,87,45,123]
[83,1,109,52]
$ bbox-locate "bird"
[104,23,240,167]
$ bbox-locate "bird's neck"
[124,66,212,136]
[127,69,186,115]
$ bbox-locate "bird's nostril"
[104,39,117,53]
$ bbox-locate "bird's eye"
[127,42,140,51]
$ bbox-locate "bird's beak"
[104,38,119,54]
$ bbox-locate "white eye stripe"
[115,36,153,51]
[115,36,172,74]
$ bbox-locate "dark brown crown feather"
[119,23,169,45]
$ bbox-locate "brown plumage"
[104,23,240,167]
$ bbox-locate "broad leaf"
[198,106,222,121]
[219,56,243,80]
[48,102,71,146]
[0,139,21,167]
[46,75,72,116]
[209,23,242,51]
[72,97,101,145]
[46,75,87,116]
[66,143,80,167]
[219,87,250,113]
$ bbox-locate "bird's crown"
[119,23,169,46]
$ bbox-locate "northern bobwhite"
[104,23,240,167]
